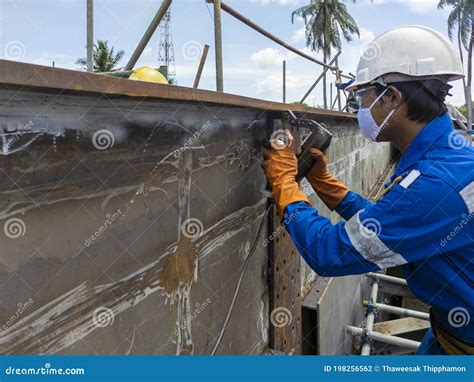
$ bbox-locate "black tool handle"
[260,122,332,198]
[296,123,332,182]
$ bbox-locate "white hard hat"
[346,25,464,91]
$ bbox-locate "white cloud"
[143,46,153,57]
[291,26,306,43]
[253,0,301,5]
[31,53,79,70]
[359,27,375,42]
[402,0,439,14]
[251,47,286,68]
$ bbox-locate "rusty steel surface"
[0,62,391,355]
[0,60,355,120]
[268,207,302,355]
[0,79,275,354]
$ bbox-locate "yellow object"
[129,66,168,84]
[262,144,310,218]
[430,312,474,355]
[306,148,349,210]
[372,175,403,202]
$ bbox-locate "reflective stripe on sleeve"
[460,181,474,215]
[345,210,408,268]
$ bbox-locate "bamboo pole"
[213,0,224,92]
[125,0,173,71]
[300,52,340,104]
[87,0,93,72]
[206,0,338,71]
[193,44,210,88]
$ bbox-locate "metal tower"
[158,9,177,84]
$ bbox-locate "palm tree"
[438,0,473,129]
[76,40,125,73]
[292,0,359,109]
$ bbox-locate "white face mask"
[357,88,396,141]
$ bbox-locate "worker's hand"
[262,131,310,218]
[305,148,350,210]
[306,148,329,179]
[262,131,297,187]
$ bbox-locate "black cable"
[211,201,274,355]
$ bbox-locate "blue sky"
[0,0,468,106]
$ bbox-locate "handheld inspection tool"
[260,110,333,198]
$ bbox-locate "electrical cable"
[210,201,274,355]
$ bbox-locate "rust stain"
[157,237,197,294]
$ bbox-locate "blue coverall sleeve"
[284,172,469,277]
[334,190,374,221]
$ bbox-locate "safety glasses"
[352,85,376,109]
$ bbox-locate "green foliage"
[438,0,472,50]
[291,0,360,59]
[76,40,125,73]
[457,102,474,117]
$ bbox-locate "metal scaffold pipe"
[213,0,224,92]
[347,325,421,351]
[193,44,210,88]
[366,272,408,286]
[86,0,93,72]
[125,0,173,71]
[299,51,340,104]
[361,281,379,355]
[206,0,344,72]
[362,301,430,321]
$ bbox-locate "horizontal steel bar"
[347,325,421,351]
[366,272,408,286]
[362,301,430,321]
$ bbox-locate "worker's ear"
[386,85,403,108]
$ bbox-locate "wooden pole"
[193,44,210,88]
[336,57,342,111]
[87,0,93,72]
[206,0,345,72]
[125,0,172,71]
[299,51,340,104]
[213,0,224,92]
[283,60,286,103]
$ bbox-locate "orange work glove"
[306,148,349,210]
[262,132,310,218]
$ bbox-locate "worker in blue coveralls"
[263,26,473,355]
